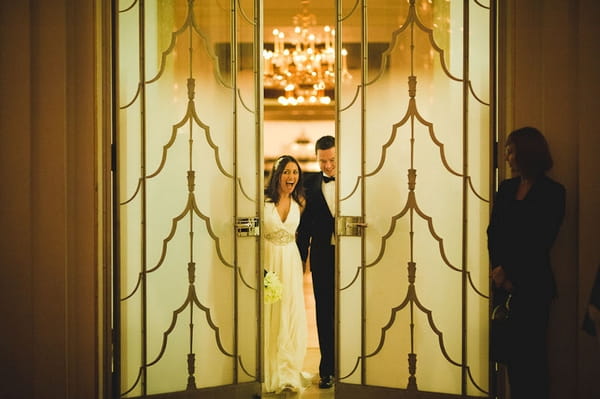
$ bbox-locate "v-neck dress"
[263,200,307,393]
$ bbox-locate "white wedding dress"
[263,200,308,393]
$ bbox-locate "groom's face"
[317,146,336,177]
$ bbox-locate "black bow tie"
[323,175,335,183]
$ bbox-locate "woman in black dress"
[487,126,565,399]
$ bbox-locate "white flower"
[264,270,283,304]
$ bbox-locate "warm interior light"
[263,0,351,106]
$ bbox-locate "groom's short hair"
[315,135,335,153]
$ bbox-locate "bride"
[263,155,308,393]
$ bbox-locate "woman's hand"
[491,265,505,287]
[491,265,513,292]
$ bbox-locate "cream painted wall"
[0,1,100,399]
[576,0,600,397]
[0,3,35,399]
[502,1,600,398]
[264,120,334,172]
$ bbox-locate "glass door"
[336,0,494,397]
[111,0,496,397]
[112,0,262,397]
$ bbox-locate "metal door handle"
[337,216,367,236]
[346,222,368,227]
[235,217,260,237]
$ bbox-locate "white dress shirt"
[322,174,336,216]
[322,174,336,244]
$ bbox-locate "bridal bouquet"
[264,270,283,304]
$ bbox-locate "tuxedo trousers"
[310,243,335,378]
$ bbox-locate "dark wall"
[501,1,600,397]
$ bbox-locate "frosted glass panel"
[338,0,492,396]
[116,0,260,396]
[338,238,362,384]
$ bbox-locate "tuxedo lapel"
[312,174,333,218]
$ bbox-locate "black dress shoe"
[319,375,333,389]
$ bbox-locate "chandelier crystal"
[263,0,351,106]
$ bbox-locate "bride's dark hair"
[265,155,304,205]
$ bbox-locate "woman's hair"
[506,126,553,179]
[265,155,304,205]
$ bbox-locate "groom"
[297,135,336,389]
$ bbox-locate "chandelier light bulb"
[263,0,351,106]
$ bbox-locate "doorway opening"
[263,119,333,384]
[263,1,336,380]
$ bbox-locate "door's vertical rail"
[137,0,148,395]
[490,1,498,181]
[231,0,239,384]
[186,19,195,391]
[255,0,265,385]
[489,1,499,396]
[461,0,470,396]
[334,0,340,386]
[359,0,368,387]
[408,9,417,392]
[110,0,121,397]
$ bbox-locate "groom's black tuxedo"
[297,172,335,379]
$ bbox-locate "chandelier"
[263,0,351,106]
